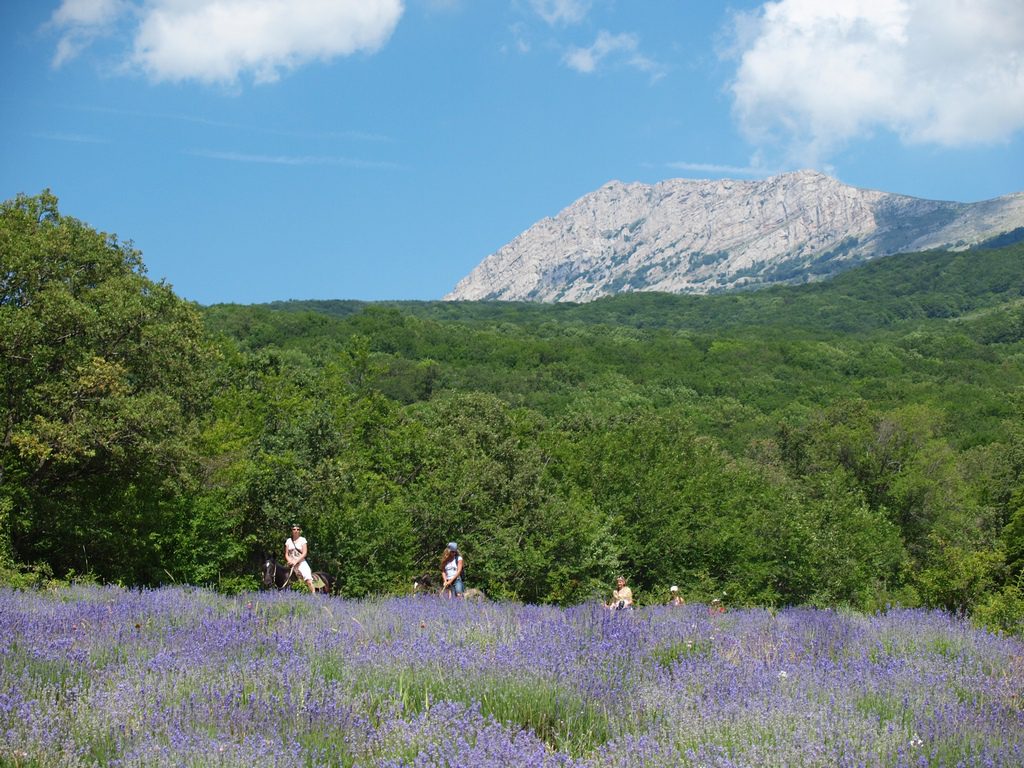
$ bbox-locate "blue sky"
[2,0,1023,305]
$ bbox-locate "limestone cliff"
[446,170,1024,302]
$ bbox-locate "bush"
[971,578,1024,637]
[0,559,54,589]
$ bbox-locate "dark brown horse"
[413,572,439,593]
[261,559,333,594]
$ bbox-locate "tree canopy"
[3,191,1023,634]
[0,191,214,583]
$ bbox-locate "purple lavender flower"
[0,587,1020,767]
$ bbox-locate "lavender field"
[1,586,1022,767]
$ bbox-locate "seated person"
[668,585,684,606]
[607,576,633,610]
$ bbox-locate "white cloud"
[32,131,110,144]
[49,0,132,67]
[666,161,771,177]
[53,0,129,26]
[729,0,1024,164]
[531,0,591,26]
[563,30,662,77]
[48,0,405,85]
[506,22,531,54]
[187,149,400,168]
[132,0,405,84]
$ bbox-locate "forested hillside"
[3,192,1023,634]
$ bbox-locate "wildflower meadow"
[1,585,1022,767]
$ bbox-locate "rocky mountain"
[445,170,1024,302]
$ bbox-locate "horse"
[413,572,485,600]
[261,559,332,594]
[413,572,439,593]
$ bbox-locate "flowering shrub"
[1,586,1021,767]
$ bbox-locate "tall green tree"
[406,392,617,603]
[0,191,213,583]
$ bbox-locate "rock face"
[445,170,1024,302]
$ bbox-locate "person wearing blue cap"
[440,541,464,599]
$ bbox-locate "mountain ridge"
[218,239,1024,340]
[445,170,1024,302]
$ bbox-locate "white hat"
[670,585,678,592]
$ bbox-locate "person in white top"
[607,576,633,610]
[441,542,464,599]
[284,524,315,593]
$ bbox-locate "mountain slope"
[446,170,1024,302]
[233,240,1024,336]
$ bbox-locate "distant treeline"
[3,191,1023,635]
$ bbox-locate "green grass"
[650,638,714,669]
[853,692,913,727]
[347,665,617,756]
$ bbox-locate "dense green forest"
[3,191,1023,633]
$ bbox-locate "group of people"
[606,577,720,611]
[283,526,467,598]
[285,526,721,610]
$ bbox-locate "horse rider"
[285,524,316,593]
